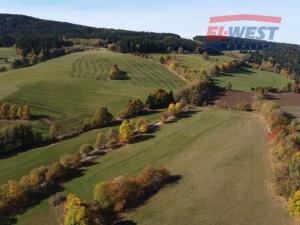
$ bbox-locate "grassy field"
[215,68,291,91]
[0,47,19,69]
[0,50,185,135]
[13,108,293,225]
[149,53,234,72]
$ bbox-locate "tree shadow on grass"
[134,134,155,144]
[114,221,137,225]
[116,175,182,225]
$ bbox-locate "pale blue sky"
[1,0,299,44]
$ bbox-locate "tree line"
[253,96,300,218]
[62,165,171,225]
[0,103,30,120]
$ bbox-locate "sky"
[1,0,300,44]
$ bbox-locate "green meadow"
[9,108,293,225]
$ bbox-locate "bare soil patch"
[214,90,254,107]
[266,93,300,106]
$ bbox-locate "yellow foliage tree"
[119,120,135,144]
[288,190,300,218]
[64,194,90,225]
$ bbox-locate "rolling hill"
[0,50,186,135]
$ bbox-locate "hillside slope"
[14,108,293,225]
[0,50,186,134]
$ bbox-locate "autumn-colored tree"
[110,64,121,80]
[93,181,114,211]
[146,89,174,109]
[119,120,135,144]
[95,132,107,150]
[0,103,9,119]
[59,152,82,169]
[160,111,169,124]
[0,180,25,212]
[45,162,64,182]
[17,106,23,119]
[106,128,119,148]
[118,98,145,119]
[22,104,30,120]
[288,190,300,218]
[167,103,176,116]
[92,107,114,128]
[138,119,150,134]
[79,144,94,157]
[9,104,18,120]
[64,194,91,225]
[49,123,59,140]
